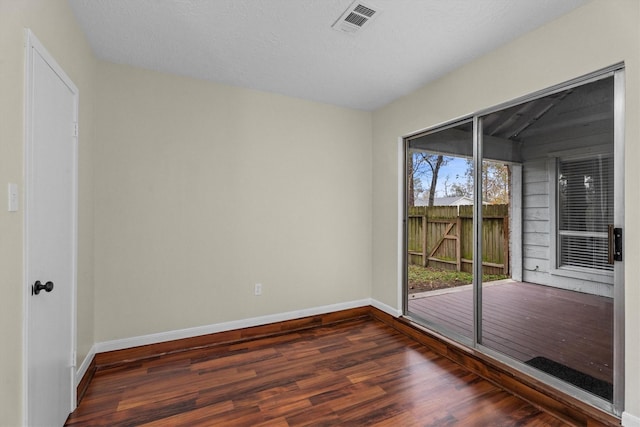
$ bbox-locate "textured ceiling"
[69,0,587,111]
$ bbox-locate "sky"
[414,156,471,199]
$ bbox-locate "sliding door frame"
[401,63,625,416]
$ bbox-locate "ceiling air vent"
[332,1,380,34]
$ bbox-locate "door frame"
[612,67,625,413]
[22,29,79,424]
[400,64,625,416]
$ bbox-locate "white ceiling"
[69,0,587,111]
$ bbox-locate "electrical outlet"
[254,283,262,296]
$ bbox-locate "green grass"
[409,265,472,284]
[407,264,508,293]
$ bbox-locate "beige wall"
[3,0,639,425]
[93,62,373,341]
[0,0,96,425]
[372,0,640,417]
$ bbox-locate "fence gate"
[407,205,509,275]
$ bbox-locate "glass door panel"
[479,76,616,403]
[405,120,474,342]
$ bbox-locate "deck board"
[408,281,613,387]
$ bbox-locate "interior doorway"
[24,29,79,425]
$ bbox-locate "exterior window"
[557,156,614,272]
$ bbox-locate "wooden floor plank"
[67,318,571,426]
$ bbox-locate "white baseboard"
[623,411,640,427]
[94,299,372,354]
[75,344,96,386]
[370,298,402,317]
[79,298,400,386]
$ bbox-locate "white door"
[24,30,78,427]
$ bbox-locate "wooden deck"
[408,281,613,385]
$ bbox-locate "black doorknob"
[33,280,54,295]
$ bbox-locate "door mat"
[525,356,612,401]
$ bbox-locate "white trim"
[80,300,398,385]
[22,28,31,427]
[75,345,97,387]
[371,298,402,317]
[95,299,372,353]
[622,412,640,427]
[397,137,405,314]
[23,29,80,424]
[510,164,523,281]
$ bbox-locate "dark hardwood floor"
[66,318,569,426]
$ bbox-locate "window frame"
[548,146,614,284]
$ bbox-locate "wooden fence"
[407,204,509,276]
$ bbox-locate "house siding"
[519,92,614,297]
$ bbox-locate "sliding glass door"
[404,67,624,415]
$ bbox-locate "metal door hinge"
[73,122,78,137]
